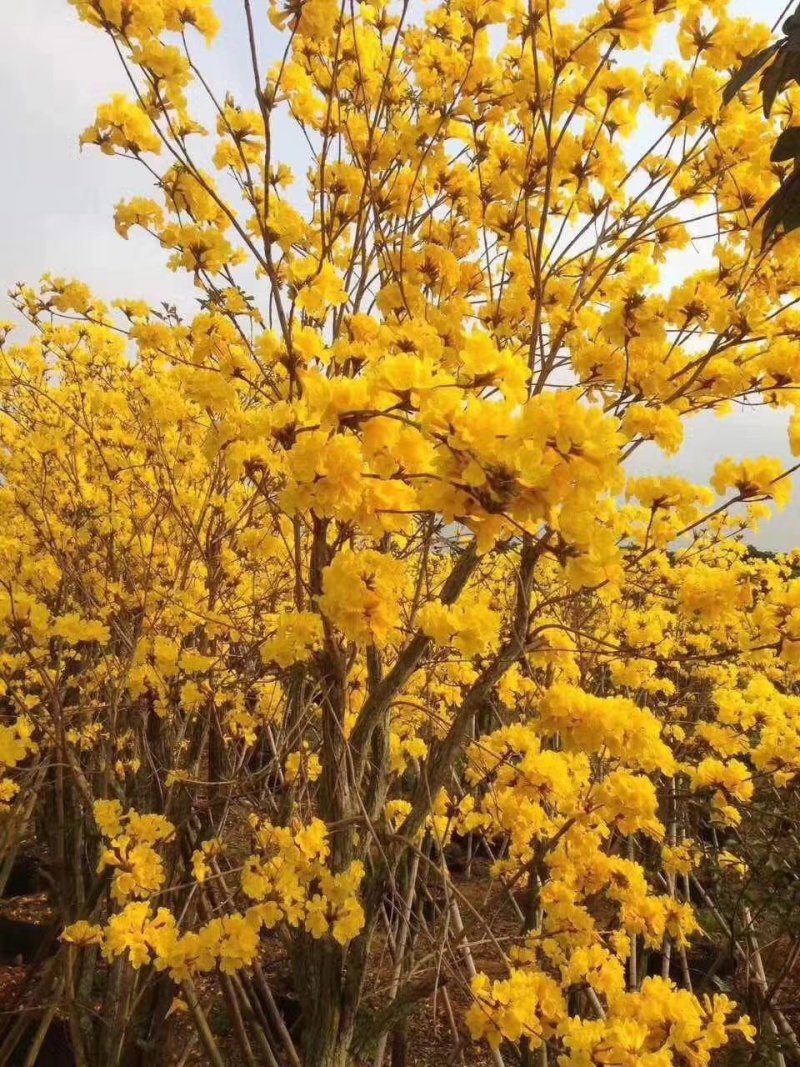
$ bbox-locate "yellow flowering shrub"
[6,0,800,1064]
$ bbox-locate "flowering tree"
[5,0,800,1065]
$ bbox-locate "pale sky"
[1,0,797,550]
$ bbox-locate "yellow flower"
[80,95,162,156]
[319,550,407,647]
[62,921,104,946]
[94,799,124,839]
[291,260,348,320]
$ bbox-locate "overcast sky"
[1,0,798,550]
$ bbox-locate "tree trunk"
[295,939,356,1067]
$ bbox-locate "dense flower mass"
[5,0,800,1064]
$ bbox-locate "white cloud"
[0,0,197,310]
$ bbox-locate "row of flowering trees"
[4,0,800,1064]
